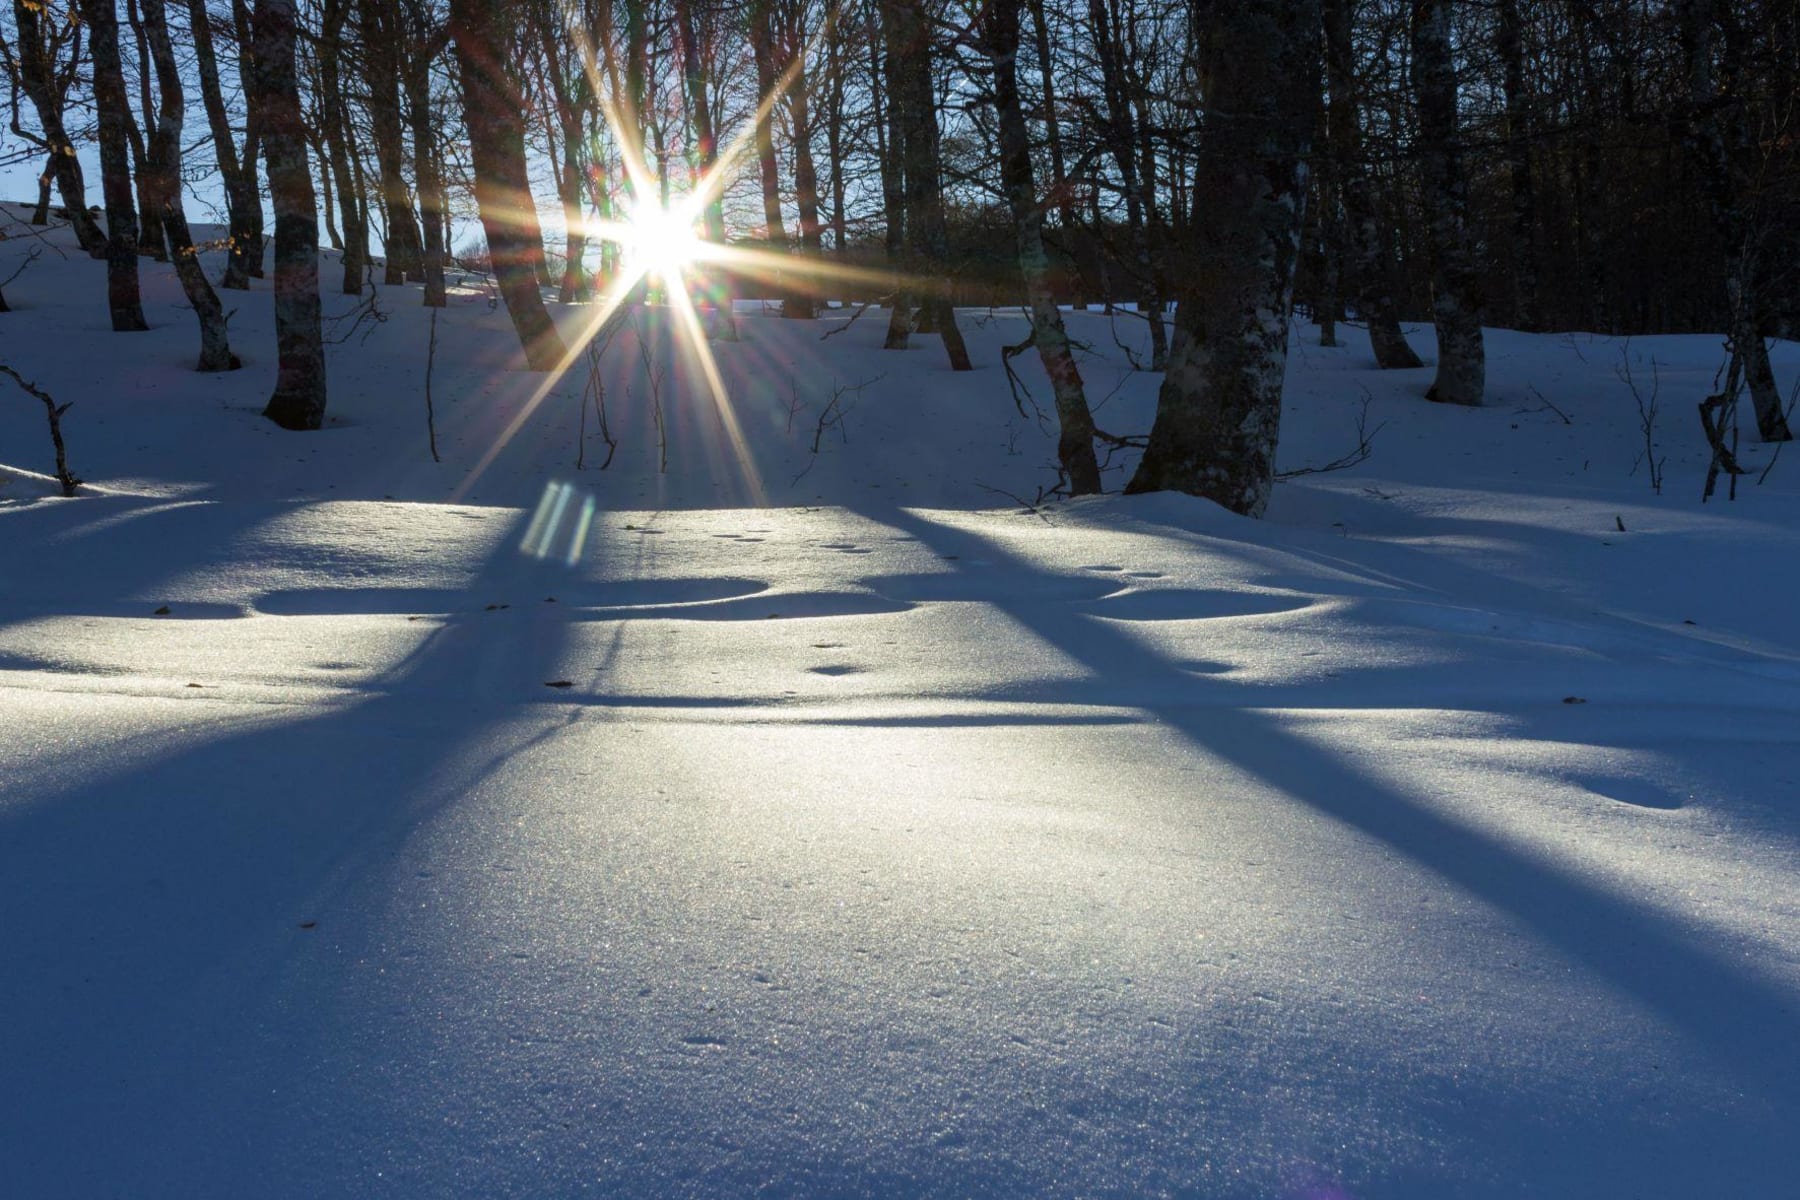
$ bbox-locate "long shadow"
[0,507,608,1186]
[862,502,1800,1105]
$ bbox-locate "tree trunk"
[875,19,911,348]
[985,0,1100,495]
[1411,0,1483,406]
[251,0,328,428]
[140,0,238,370]
[783,0,823,315]
[123,0,169,261]
[403,6,448,307]
[362,0,425,286]
[674,0,736,335]
[231,0,267,281]
[749,0,804,316]
[882,0,970,370]
[187,0,257,289]
[73,0,150,331]
[1496,0,1539,331]
[1088,0,1165,369]
[1124,0,1317,515]
[316,0,366,295]
[451,0,567,369]
[1678,0,1791,441]
[9,0,109,254]
[32,155,54,226]
[1323,0,1419,369]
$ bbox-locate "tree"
[1411,0,1483,406]
[1125,0,1318,515]
[186,0,262,289]
[1679,0,1792,442]
[982,0,1101,494]
[139,0,237,370]
[71,0,149,331]
[1322,0,1420,369]
[251,0,327,428]
[2,0,108,254]
[451,0,568,369]
[879,0,971,370]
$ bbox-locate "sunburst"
[452,5,921,509]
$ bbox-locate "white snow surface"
[3,204,1799,1197]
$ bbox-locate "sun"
[608,198,705,282]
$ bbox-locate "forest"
[5,4,1800,1196]
[5,0,1797,513]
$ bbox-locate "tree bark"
[1088,0,1166,369]
[362,0,425,285]
[1323,0,1419,369]
[1496,0,1539,331]
[251,0,328,428]
[231,0,267,281]
[316,0,366,295]
[1124,0,1317,515]
[123,0,168,261]
[985,0,1100,495]
[674,0,736,335]
[187,0,259,289]
[73,0,150,330]
[1678,0,1791,441]
[881,0,970,370]
[451,0,568,370]
[8,0,108,254]
[782,0,823,314]
[1411,0,1483,405]
[140,0,238,369]
[403,0,448,306]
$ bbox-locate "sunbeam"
[450,0,927,509]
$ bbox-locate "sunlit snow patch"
[519,480,596,567]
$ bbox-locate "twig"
[1000,324,1050,429]
[819,297,883,341]
[1,362,80,496]
[1276,389,1387,480]
[324,278,389,345]
[578,324,620,470]
[1755,376,1799,487]
[1518,384,1573,425]
[423,308,441,463]
[1617,349,1664,495]
[974,482,1055,524]
[790,375,880,485]
[2,245,44,292]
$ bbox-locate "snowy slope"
[3,203,1798,1198]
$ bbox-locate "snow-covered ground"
[3,202,1798,1197]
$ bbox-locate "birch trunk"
[986,0,1100,494]
[1124,0,1317,515]
[1678,0,1791,442]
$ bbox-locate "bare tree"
[983,0,1100,494]
[2,0,107,254]
[1411,0,1483,405]
[72,0,149,331]
[1125,0,1318,514]
[140,0,237,369]
[451,0,568,369]
[251,0,328,427]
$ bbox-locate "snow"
[2,203,1798,1197]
